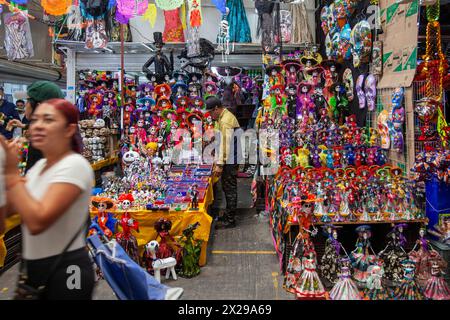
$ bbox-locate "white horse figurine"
[145,240,177,283]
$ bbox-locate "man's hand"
[7,119,24,129]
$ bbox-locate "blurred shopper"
[205,96,240,229]
[0,99,94,300]
[0,87,20,140]
[9,99,29,138]
[11,81,64,172]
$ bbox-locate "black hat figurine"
[153,32,165,47]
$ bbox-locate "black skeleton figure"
[142,32,173,83]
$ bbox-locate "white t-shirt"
[23,153,94,260]
[0,145,5,207]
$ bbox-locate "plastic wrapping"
[3,12,34,60]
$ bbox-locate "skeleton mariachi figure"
[90,197,117,239]
[116,193,140,263]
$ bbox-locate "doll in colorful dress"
[392,260,425,300]
[320,225,348,285]
[295,249,326,299]
[378,224,408,283]
[285,84,298,119]
[350,225,377,283]
[115,193,140,263]
[423,256,450,300]
[152,218,182,265]
[364,259,391,300]
[329,258,362,300]
[284,231,306,293]
[90,197,117,240]
[409,227,447,288]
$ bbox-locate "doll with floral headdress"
[116,193,140,263]
[295,248,326,299]
[409,227,447,288]
[350,225,377,283]
[364,258,391,300]
[423,255,450,300]
[329,257,362,300]
[392,259,425,300]
[320,224,348,285]
[378,224,409,283]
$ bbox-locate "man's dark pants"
[213,164,238,224]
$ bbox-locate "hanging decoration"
[116,0,148,23]
[85,19,108,49]
[417,0,448,146]
[255,0,274,53]
[212,0,227,14]
[162,7,185,42]
[3,11,34,60]
[188,0,202,27]
[290,1,313,44]
[80,0,111,19]
[226,0,252,43]
[217,8,230,62]
[155,0,184,10]
[66,4,84,41]
[181,2,187,30]
[41,0,72,16]
[142,3,157,27]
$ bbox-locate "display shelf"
[286,218,428,227]
[91,156,119,171]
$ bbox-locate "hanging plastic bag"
[3,12,34,60]
[85,19,108,49]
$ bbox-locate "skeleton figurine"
[216,8,231,63]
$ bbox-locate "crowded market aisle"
[0,178,292,300]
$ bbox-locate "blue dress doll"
[350,225,377,284]
[226,0,252,43]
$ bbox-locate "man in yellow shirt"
[205,96,240,229]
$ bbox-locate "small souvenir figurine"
[392,260,425,300]
[295,249,326,299]
[320,224,348,285]
[152,218,182,264]
[188,183,200,210]
[378,224,408,283]
[306,66,324,87]
[388,88,405,153]
[300,55,319,80]
[321,59,341,100]
[423,256,450,300]
[285,84,298,119]
[296,81,314,121]
[265,64,285,89]
[350,225,377,283]
[329,258,362,300]
[269,84,287,118]
[364,258,391,300]
[203,81,218,100]
[115,193,140,263]
[329,83,349,125]
[178,222,203,278]
[284,232,306,293]
[283,60,302,85]
[409,227,447,288]
[312,84,328,112]
[90,197,117,239]
[333,146,343,168]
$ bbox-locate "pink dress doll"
[329,258,362,300]
[295,250,326,299]
[423,258,450,300]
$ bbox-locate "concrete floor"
[0,178,294,300]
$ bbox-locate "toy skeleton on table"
[142,32,173,83]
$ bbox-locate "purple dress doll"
[296,82,314,121]
[329,258,362,300]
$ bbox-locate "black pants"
[21,247,95,300]
[220,164,238,223]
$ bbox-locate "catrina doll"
[320,224,348,286]
[116,193,140,263]
[90,197,117,239]
[378,224,409,283]
[350,225,377,283]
